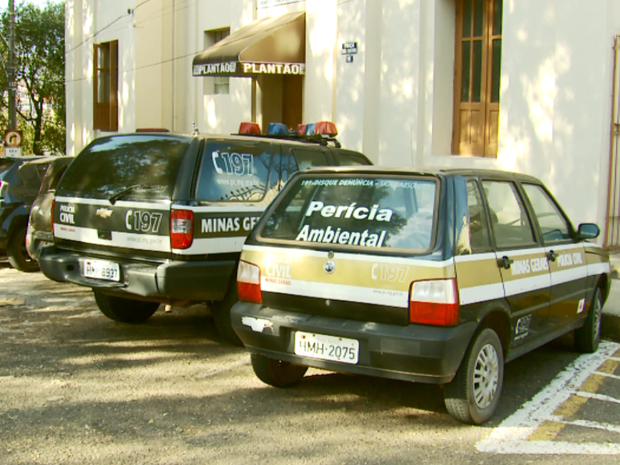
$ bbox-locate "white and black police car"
[230,166,611,424]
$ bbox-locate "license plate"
[82,259,120,282]
[294,331,359,364]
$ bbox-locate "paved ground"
[603,254,620,341]
[1,261,620,464]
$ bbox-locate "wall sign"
[341,42,358,55]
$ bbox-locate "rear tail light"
[409,279,459,326]
[237,260,262,304]
[170,209,194,249]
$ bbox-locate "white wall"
[65,0,135,155]
[65,0,620,233]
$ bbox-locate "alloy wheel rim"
[473,343,499,409]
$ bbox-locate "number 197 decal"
[212,151,254,176]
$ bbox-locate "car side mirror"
[577,223,600,239]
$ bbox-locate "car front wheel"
[574,287,603,353]
[251,353,308,388]
[93,290,159,323]
[444,328,504,425]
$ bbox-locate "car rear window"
[258,174,438,251]
[195,140,274,202]
[57,135,191,199]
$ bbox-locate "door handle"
[497,256,514,269]
[546,250,558,262]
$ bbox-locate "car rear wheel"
[444,328,504,425]
[251,353,308,388]
[212,277,243,346]
[574,287,603,353]
[93,290,159,323]
[7,225,40,273]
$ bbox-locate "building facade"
[65,0,620,243]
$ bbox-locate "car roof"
[20,156,72,166]
[102,131,347,150]
[293,165,543,183]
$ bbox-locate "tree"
[1,1,65,155]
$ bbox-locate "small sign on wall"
[342,42,358,64]
[341,42,358,55]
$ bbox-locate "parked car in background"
[0,156,58,272]
[26,156,74,261]
[231,166,611,425]
[38,123,372,343]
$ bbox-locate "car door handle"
[497,256,514,269]
[546,250,558,262]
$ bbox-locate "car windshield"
[57,135,191,200]
[0,159,15,177]
[258,174,438,251]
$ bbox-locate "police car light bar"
[267,123,289,135]
[315,121,338,136]
[239,122,262,134]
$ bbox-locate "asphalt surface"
[1,260,619,464]
[603,254,620,341]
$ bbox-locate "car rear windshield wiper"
[108,184,166,205]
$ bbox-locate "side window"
[335,150,371,166]
[481,180,536,248]
[467,180,491,251]
[196,141,274,202]
[522,183,571,243]
[291,149,329,171]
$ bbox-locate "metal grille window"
[204,28,230,95]
[93,40,119,132]
[452,0,502,157]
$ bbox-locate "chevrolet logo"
[96,208,113,218]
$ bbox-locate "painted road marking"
[476,341,620,455]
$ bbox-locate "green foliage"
[1,2,65,155]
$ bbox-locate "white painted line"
[551,418,620,434]
[595,371,620,381]
[476,341,620,455]
[575,391,620,405]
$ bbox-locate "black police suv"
[38,125,372,344]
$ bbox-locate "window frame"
[203,28,231,95]
[452,0,502,157]
[93,40,119,132]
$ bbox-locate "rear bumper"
[39,246,236,303]
[231,301,477,384]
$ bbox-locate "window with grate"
[452,0,502,157]
[93,40,119,132]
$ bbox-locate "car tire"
[574,287,603,353]
[251,353,308,388]
[444,328,504,425]
[93,290,159,323]
[7,225,40,273]
[212,278,243,346]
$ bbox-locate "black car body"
[26,156,74,261]
[230,166,611,424]
[0,156,57,272]
[38,130,372,342]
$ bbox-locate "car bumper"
[38,246,236,303]
[231,301,477,384]
[26,229,53,261]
